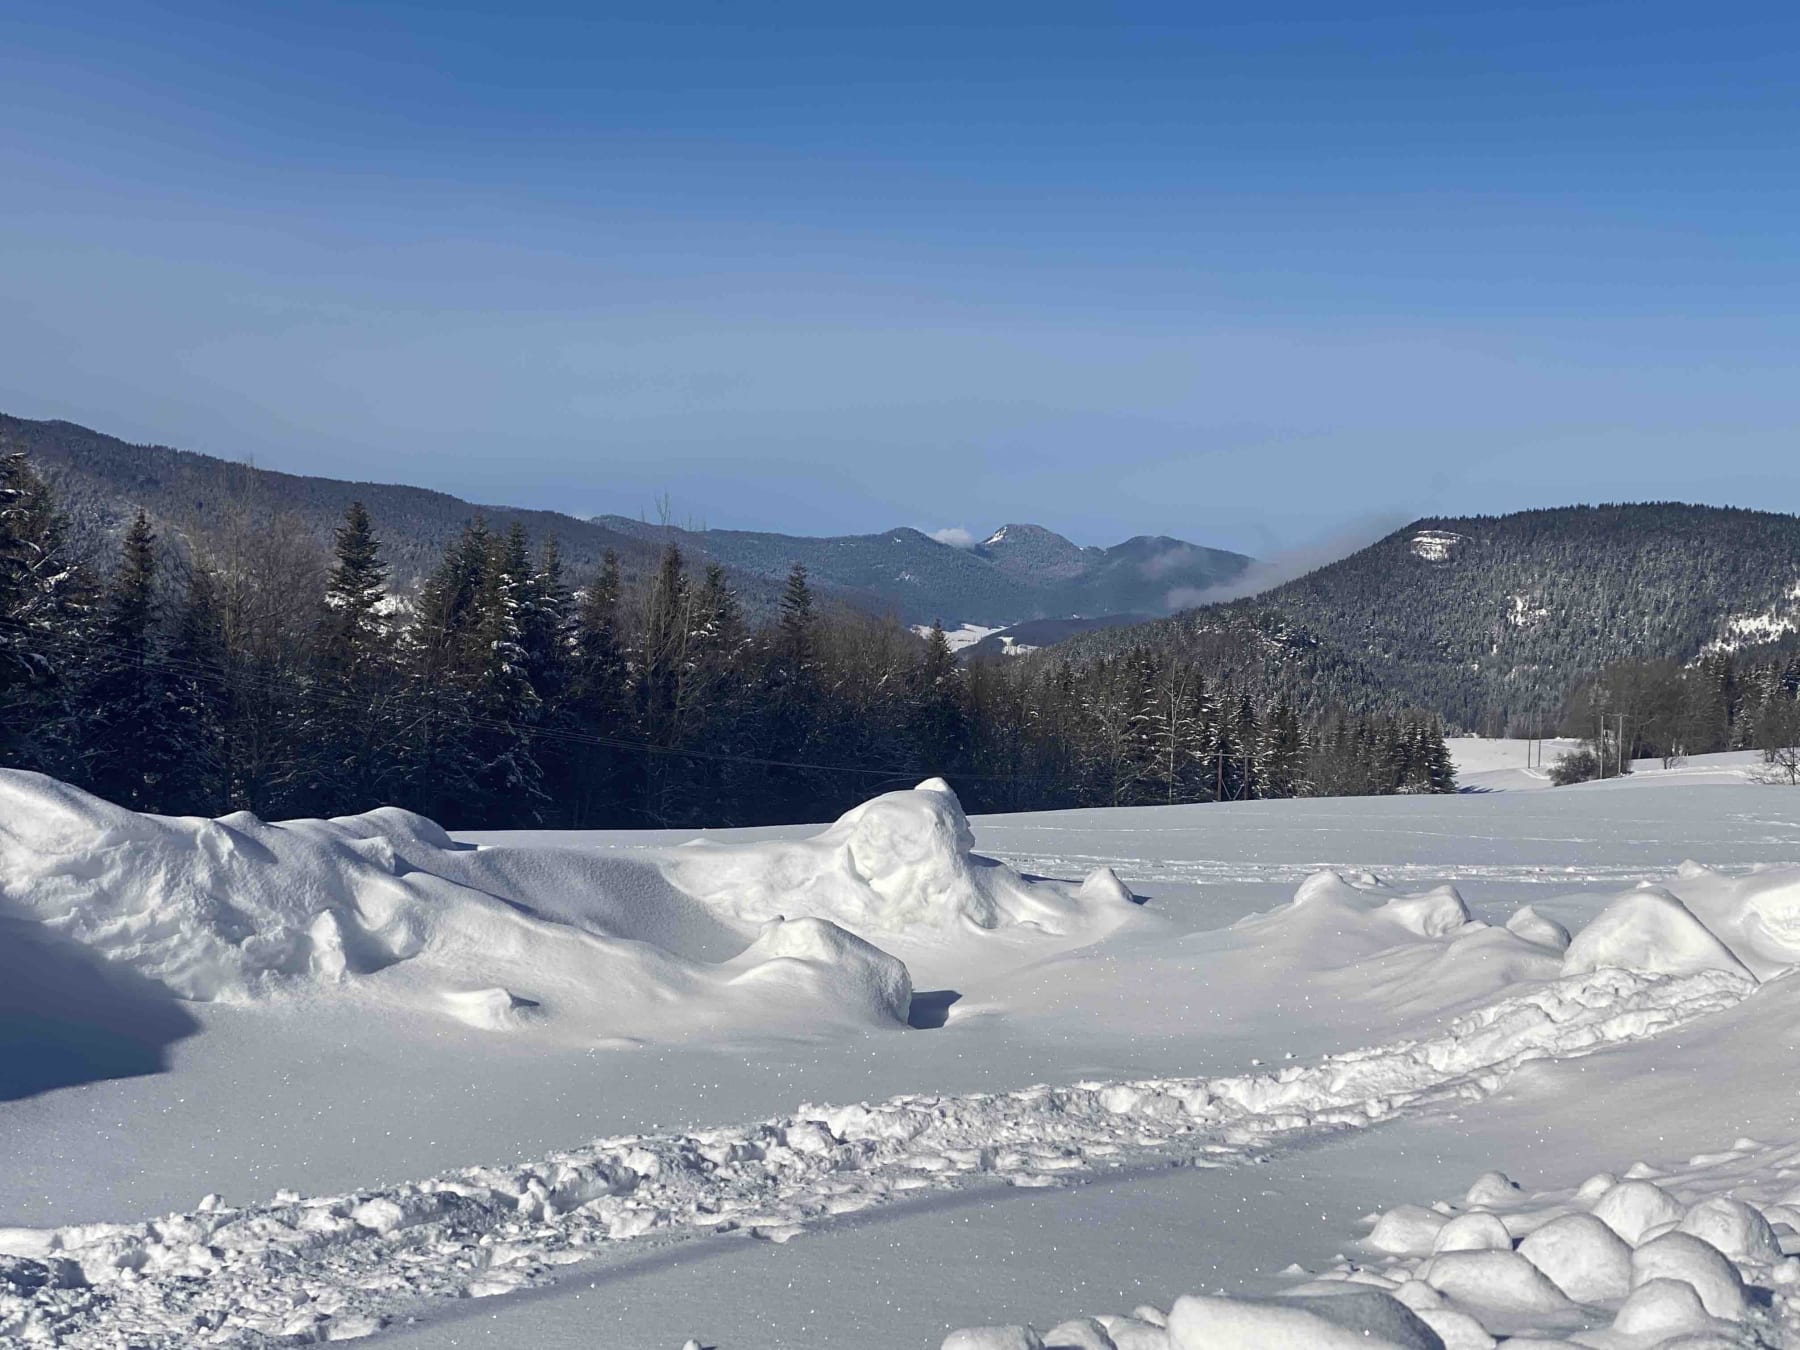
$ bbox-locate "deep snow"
[2,758,1799,1347]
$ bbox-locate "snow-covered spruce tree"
[632,543,693,824]
[1257,693,1310,799]
[911,620,969,779]
[519,533,575,711]
[1424,715,1457,793]
[0,451,92,772]
[311,501,401,812]
[681,562,753,821]
[752,560,824,818]
[564,549,630,826]
[464,523,545,819]
[78,511,184,809]
[160,562,233,814]
[398,519,493,820]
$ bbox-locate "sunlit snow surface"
[1,753,1799,1347]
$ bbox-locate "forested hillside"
[1,413,704,598]
[1061,504,1800,733]
[2,449,1451,829]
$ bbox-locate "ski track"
[0,966,1755,1348]
[999,852,1714,892]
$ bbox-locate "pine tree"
[465,526,545,819]
[319,502,389,683]
[80,512,182,808]
[778,562,815,670]
[519,535,574,709]
[0,452,91,771]
[1424,715,1457,793]
[162,563,232,814]
[635,544,692,824]
[911,621,968,778]
[399,521,493,817]
[1232,692,1262,800]
[314,501,398,811]
[1257,693,1309,799]
[564,550,627,825]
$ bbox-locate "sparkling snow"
[3,764,1800,1347]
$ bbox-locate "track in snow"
[0,966,1754,1347]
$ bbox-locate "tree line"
[2,453,1456,827]
[1546,647,1800,785]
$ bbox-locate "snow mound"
[0,769,912,1039]
[1284,871,1474,937]
[723,917,913,1026]
[1561,889,1752,982]
[1166,1289,1443,1348]
[1251,1139,1800,1350]
[1505,905,1572,952]
[1518,1211,1633,1303]
[1670,864,1800,979]
[663,779,1136,937]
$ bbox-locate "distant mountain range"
[593,517,1253,626]
[1058,504,1800,732]
[0,413,1251,627]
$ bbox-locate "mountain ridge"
[1053,502,1800,732]
[596,514,1253,626]
[1,412,1251,627]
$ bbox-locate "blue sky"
[2,1,1796,555]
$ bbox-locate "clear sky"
[2,1,1796,556]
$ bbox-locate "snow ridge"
[0,966,1754,1347]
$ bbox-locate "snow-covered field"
[1450,739,1774,794]
[2,754,1799,1348]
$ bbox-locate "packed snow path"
[0,964,1753,1347]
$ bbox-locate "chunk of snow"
[1414,1305,1495,1349]
[1504,906,1571,952]
[1417,1250,1578,1319]
[1463,1171,1523,1207]
[1559,888,1751,981]
[1675,1196,1783,1264]
[1628,1231,1747,1320]
[1431,1211,1514,1253]
[1369,1206,1449,1256]
[941,1327,1046,1350]
[1166,1289,1443,1349]
[1517,1212,1633,1303]
[1043,1317,1119,1350]
[1590,1179,1687,1245]
[1610,1277,1722,1339]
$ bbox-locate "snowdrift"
[662,777,1137,937]
[0,770,916,1040]
[1239,863,1799,1021]
[0,771,1132,1044]
[1231,870,1572,1014]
